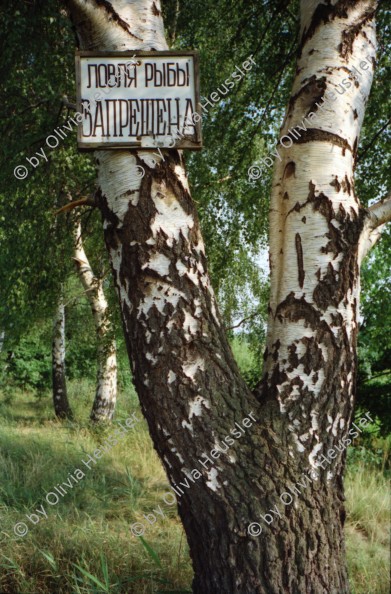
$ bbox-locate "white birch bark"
[73,221,117,421]
[63,1,390,592]
[358,191,391,262]
[263,0,378,470]
[52,296,72,419]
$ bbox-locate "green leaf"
[138,536,162,568]
[72,563,109,592]
[38,549,57,571]
[100,552,110,588]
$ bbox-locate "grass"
[345,464,390,594]
[0,380,389,593]
[0,385,192,593]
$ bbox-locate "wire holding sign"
[76,51,202,151]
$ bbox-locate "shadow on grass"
[0,422,192,593]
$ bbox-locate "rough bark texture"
[256,2,378,592]
[52,297,72,419]
[73,221,117,421]
[64,1,381,592]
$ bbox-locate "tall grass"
[0,385,192,593]
[345,464,390,594]
[0,382,389,593]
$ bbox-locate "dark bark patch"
[313,207,364,311]
[289,76,327,115]
[288,343,299,369]
[276,292,320,329]
[330,177,341,192]
[272,339,281,362]
[339,9,376,59]
[290,129,353,154]
[330,312,344,327]
[341,176,351,194]
[309,183,334,223]
[300,0,357,51]
[313,262,338,310]
[284,162,296,179]
[353,136,358,157]
[151,2,161,16]
[269,363,289,395]
[315,193,334,223]
[323,225,344,258]
[93,0,143,40]
[295,233,305,288]
[286,201,302,218]
[300,336,324,374]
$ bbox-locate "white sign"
[75,51,202,150]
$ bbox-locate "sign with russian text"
[75,51,202,150]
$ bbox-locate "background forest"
[0,1,390,593]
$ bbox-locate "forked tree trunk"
[64,1,390,592]
[52,297,72,419]
[73,220,117,421]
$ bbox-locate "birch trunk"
[73,221,117,421]
[64,0,389,592]
[52,297,72,419]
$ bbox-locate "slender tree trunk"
[64,1,390,592]
[52,296,72,419]
[73,220,117,421]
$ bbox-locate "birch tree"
[73,220,117,421]
[52,295,73,419]
[64,0,390,592]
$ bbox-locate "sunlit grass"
[0,384,192,593]
[345,464,390,594]
[0,382,389,593]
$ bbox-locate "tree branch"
[227,311,260,330]
[62,285,96,308]
[170,0,180,45]
[61,96,77,111]
[54,196,97,215]
[358,191,391,263]
[194,175,232,189]
[357,117,391,162]
[368,191,391,229]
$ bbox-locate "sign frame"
[75,50,202,151]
